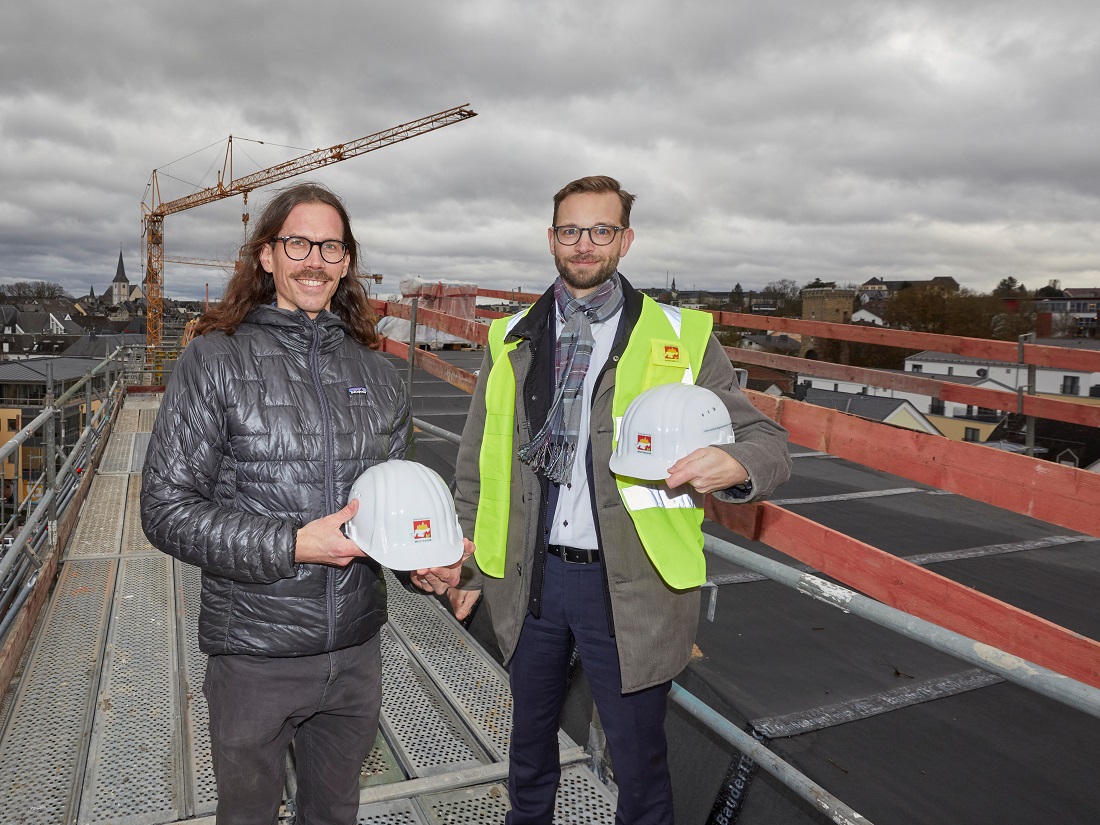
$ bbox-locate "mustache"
[290,270,335,282]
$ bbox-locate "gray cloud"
[1,0,1098,302]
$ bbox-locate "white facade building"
[905,351,1099,399]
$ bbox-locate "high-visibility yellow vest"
[474,296,713,588]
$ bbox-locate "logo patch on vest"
[650,339,687,369]
[348,387,368,395]
[636,434,653,454]
[412,519,432,541]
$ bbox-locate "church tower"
[111,250,130,305]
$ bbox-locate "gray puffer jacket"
[140,305,409,657]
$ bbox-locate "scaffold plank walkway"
[0,393,615,824]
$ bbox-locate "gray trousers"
[202,633,382,825]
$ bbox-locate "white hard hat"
[609,383,736,480]
[345,460,463,570]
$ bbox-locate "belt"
[547,544,600,564]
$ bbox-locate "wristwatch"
[724,479,754,499]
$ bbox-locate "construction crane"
[163,255,235,270]
[141,103,478,350]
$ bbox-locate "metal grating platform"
[98,432,135,475]
[0,558,116,823]
[79,554,183,824]
[65,474,127,560]
[386,576,520,760]
[0,392,617,824]
[379,624,488,775]
[178,559,217,815]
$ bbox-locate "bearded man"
[449,175,792,824]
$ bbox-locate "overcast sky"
[1,1,1098,303]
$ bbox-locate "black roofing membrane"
[418,351,1099,825]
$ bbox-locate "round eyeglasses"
[271,236,349,264]
[552,225,624,246]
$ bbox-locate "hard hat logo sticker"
[663,345,680,362]
[636,434,653,454]
[413,519,432,541]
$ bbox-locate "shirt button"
[567,483,572,489]
[563,520,569,527]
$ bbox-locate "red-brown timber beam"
[746,392,1100,538]
[472,293,1100,372]
[705,498,1100,688]
[727,348,1100,429]
[380,337,478,394]
[478,288,541,303]
[710,311,1100,373]
[381,301,489,346]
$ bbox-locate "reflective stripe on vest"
[473,298,712,588]
[611,300,712,589]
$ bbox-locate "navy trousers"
[505,552,674,825]
[203,633,382,825]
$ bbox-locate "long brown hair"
[193,182,378,346]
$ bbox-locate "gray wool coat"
[453,283,792,692]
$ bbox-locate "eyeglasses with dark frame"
[271,236,349,264]
[552,225,625,246]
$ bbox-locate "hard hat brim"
[609,453,674,481]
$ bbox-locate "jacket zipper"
[518,330,553,618]
[308,317,338,651]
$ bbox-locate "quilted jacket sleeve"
[140,340,297,583]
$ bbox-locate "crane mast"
[141,104,477,350]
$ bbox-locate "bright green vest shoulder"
[471,312,528,578]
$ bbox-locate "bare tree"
[761,279,800,301]
[0,281,72,302]
[884,285,1034,340]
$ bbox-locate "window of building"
[947,366,954,375]
[911,364,922,373]
[964,427,980,442]
[1061,376,1080,396]
[930,398,945,415]
[7,418,17,432]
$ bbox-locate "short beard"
[554,253,620,293]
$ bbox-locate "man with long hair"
[142,182,468,823]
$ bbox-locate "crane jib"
[139,104,477,350]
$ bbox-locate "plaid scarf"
[518,273,625,484]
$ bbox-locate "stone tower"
[800,287,857,360]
